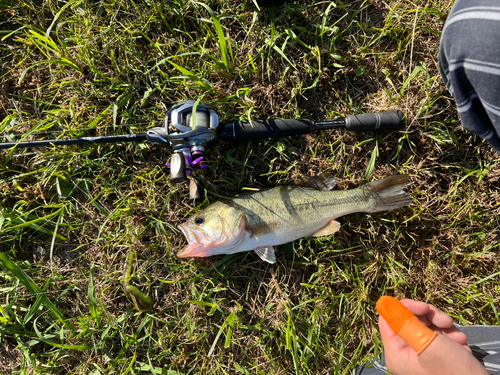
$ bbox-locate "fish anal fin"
[254,246,276,264]
[311,220,341,237]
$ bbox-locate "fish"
[177,174,412,263]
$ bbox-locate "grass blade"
[168,60,212,90]
[195,2,229,71]
[224,311,236,348]
[364,136,379,180]
[0,252,75,330]
[208,311,236,355]
[88,266,100,326]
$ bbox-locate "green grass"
[1,0,500,374]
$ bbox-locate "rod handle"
[223,119,314,140]
[345,110,404,131]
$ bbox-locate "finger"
[400,299,432,326]
[378,315,423,373]
[379,315,399,342]
[419,333,488,374]
[400,299,455,329]
[378,315,416,354]
[400,299,430,316]
[425,304,455,328]
[439,326,468,346]
[380,298,470,348]
[422,305,468,345]
[421,305,469,345]
[377,296,476,364]
[377,296,437,354]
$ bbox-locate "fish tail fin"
[363,174,412,212]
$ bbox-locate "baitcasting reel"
[146,100,219,199]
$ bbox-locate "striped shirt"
[439,0,500,152]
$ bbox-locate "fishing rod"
[0,100,405,199]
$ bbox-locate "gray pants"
[439,0,500,152]
[354,325,500,374]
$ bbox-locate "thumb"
[377,296,436,354]
[378,314,412,353]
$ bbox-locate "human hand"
[377,296,488,375]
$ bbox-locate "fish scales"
[228,186,372,238]
[177,174,412,263]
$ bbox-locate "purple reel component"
[164,101,219,184]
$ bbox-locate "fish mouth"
[177,218,247,259]
[177,223,214,258]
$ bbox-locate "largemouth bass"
[177,174,412,263]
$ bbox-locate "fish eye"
[194,216,204,225]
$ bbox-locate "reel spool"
[165,100,219,154]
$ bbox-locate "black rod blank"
[0,134,148,150]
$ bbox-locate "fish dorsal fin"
[311,220,341,237]
[295,174,337,191]
[227,174,337,201]
[254,246,276,264]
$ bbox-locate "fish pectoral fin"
[310,220,341,237]
[254,246,276,264]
